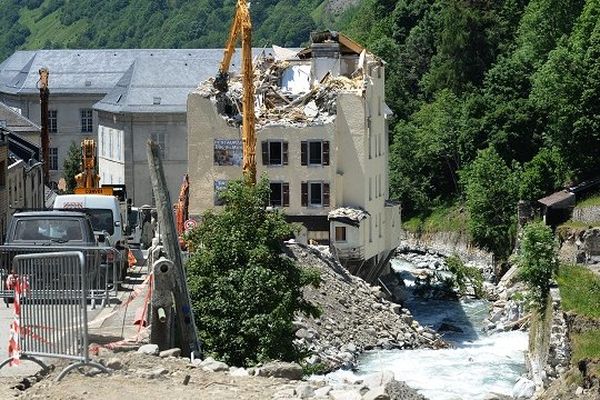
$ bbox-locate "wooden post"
[147,140,200,357]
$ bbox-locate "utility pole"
[147,140,200,357]
[39,68,50,184]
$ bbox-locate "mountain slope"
[0,0,363,60]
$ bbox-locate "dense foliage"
[445,254,484,298]
[62,141,81,193]
[516,222,558,308]
[346,0,600,258]
[184,178,320,367]
[0,0,358,60]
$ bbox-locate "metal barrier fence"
[0,251,109,380]
[0,245,122,308]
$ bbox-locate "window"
[81,109,93,133]
[367,117,372,159]
[301,140,329,166]
[261,140,288,166]
[269,182,290,207]
[369,218,372,243]
[49,147,58,171]
[369,177,372,201]
[335,226,346,242]
[301,181,330,208]
[48,110,57,133]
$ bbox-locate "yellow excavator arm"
[75,139,101,189]
[214,0,256,186]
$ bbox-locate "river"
[328,258,528,400]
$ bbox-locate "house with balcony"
[187,31,401,282]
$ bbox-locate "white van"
[53,194,124,246]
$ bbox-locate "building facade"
[0,49,247,204]
[187,32,401,281]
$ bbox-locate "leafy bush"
[516,221,558,309]
[62,141,82,193]
[446,254,484,298]
[185,177,320,367]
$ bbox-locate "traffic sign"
[184,219,197,231]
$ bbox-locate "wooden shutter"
[283,141,289,165]
[323,183,330,207]
[301,141,307,166]
[322,141,330,166]
[283,182,290,207]
[301,182,308,207]
[261,141,269,165]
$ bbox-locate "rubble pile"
[288,244,447,371]
[197,55,365,129]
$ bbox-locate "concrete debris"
[196,51,369,129]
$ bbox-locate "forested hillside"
[345,0,600,259]
[0,0,359,60]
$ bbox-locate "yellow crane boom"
[214,0,256,186]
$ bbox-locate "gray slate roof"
[0,101,40,132]
[0,48,270,114]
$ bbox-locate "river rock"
[199,357,229,372]
[362,370,395,389]
[137,344,159,355]
[257,361,303,380]
[328,389,362,400]
[511,377,535,399]
[159,348,181,358]
[295,383,315,398]
[384,380,427,400]
[314,385,332,397]
[363,386,390,400]
[229,367,249,377]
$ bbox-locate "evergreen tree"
[62,141,82,193]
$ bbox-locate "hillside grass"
[571,330,600,362]
[402,203,469,235]
[20,3,87,49]
[577,191,600,208]
[557,264,600,319]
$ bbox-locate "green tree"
[461,147,518,259]
[185,177,320,367]
[62,141,82,193]
[519,148,569,201]
[517,221,558,308]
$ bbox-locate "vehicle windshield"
[15,219,83,242]
[86,209,115,235]
[128,210,139,227]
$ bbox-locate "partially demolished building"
[187,31,401,281]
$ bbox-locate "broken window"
[335,226,346,242]
[262,140,288,166]
[269,182,289,207]
[301,181,330,208]
[301,140,329,166]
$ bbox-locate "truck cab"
[5,211,97,246]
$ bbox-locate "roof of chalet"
[0,102,40,132]
[328,207,370,227]
[0,48,268,114]
[538,190,576,208]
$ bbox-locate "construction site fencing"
[0,245,122,308]
[0,251,109,380]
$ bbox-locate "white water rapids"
[327,258,529,400]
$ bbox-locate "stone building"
[187,32,401,281]
[0,49,247,204]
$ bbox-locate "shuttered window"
[269,182,290,207]
[261,140,288,166]
[302,181,330,208]
[301,140,330,166]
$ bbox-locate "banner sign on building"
[214,139,242,166]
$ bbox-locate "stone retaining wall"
[572,205,600,224]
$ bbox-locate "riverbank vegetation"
[346,0,600,261]
[557,264,600,319]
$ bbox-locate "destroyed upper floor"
[195,31,387,129]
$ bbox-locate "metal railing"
[0,251,109,380]
[0,245,122,308]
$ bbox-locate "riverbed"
[328,257,528,400]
